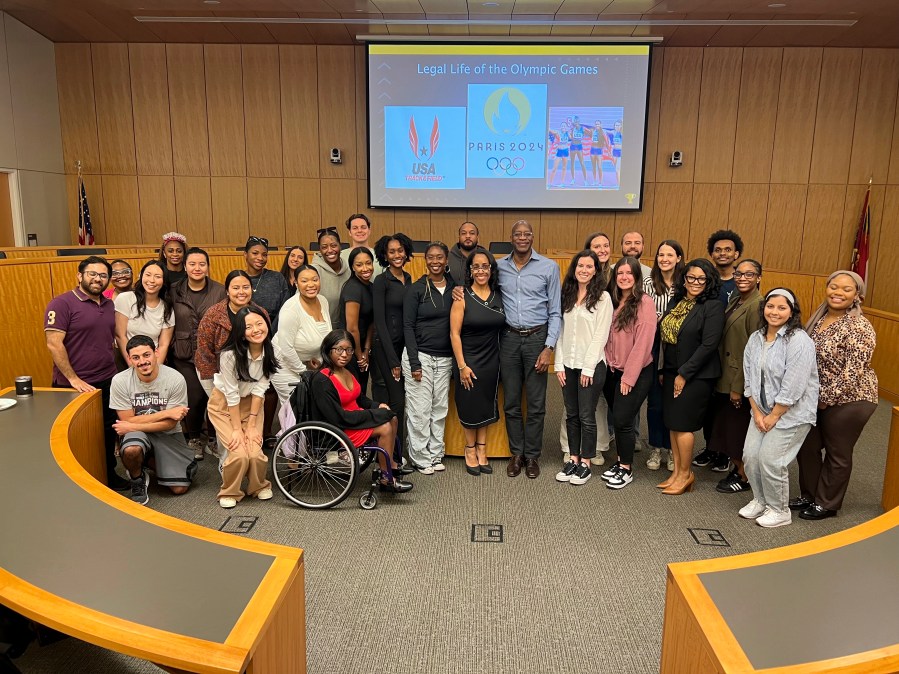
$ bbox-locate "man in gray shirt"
[110,335,197,505]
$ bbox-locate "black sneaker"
[789,496,814,511]
[108,472,131,492]
[555,460,579,483]
[710,453,731,472]
[692,449,714,467]
[129,471,149,506]
[606,466,633,489]
[569,463,592,485]
[600,461,621,482]
[716,469,750,493]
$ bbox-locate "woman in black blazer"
[657,258,725,495]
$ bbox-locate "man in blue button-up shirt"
[497,220,562,479]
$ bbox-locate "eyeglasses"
[470,264,491,272]
[685,275,708,285]
[512,232,533,240]
[246,236,269,248]
[83,271,109,280]
[111,270,132,278]
[330,346,354,355]
[733,271,758,279]
[317,226,339,238]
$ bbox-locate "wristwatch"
[546,345,554,351]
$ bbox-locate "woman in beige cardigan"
[710,259,763,494]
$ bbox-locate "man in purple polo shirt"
[45,255,129,491]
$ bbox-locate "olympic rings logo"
[486,156,526,176]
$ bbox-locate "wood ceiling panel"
[137,11,237,42]
[262,13,317,44]
[212,12,277,43]
[592,14,641,36]
[85,7,162,41]
[5,9,87,41]
[305,23,355,44]
[418,0,467,12]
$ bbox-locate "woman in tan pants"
[208,306,281,508]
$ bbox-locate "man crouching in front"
[110,335,198,505]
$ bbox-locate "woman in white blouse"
[554,250,612,486]
[271,265,332,404]
[115,260,175,364]
[207,307,280,509]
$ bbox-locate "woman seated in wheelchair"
[311,329,414,493]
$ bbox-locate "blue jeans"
[743,421,812,513]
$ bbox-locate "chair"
[488,241,513,255]
[411,240,430,254]
[56,247,107,256]
[0,251,6,259]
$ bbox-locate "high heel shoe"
[379,478,414,493]
[662,473,695,496]
[464,444,480,476]
[475,442,492,474]
[656,477,674,489]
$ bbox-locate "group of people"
[43,219,879,527]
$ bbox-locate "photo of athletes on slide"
[546,107,623,190]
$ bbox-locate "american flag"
[77,176,94,246]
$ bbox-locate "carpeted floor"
[15,391,893,674]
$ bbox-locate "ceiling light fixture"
[482,2,500,6]
[768,3,786,7]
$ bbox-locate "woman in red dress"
[310,329,413,492]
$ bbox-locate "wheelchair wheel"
[359,491,377,510]
[272,422,359,509]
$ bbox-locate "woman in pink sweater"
[599,256,657,490]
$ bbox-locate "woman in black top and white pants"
[371,233,415,456]
[403,242,456,474]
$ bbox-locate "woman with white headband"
[738,287,819,528]
[793,270,878,520]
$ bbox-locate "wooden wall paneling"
[503,211,542,249]
[355,46,368,180]
[688,184,731,259]
[655,48,703,183]
[808,49,862,185]
[316,46,356,180]
[642,47,664,183]
[839,184,886,280]
[889,86,899,185]
[166,44,210,177]
[284,178,321,246]
[763,184,807,270]
[247,178,286,246]
[128,44,173,176]
[280,45,320,179]
[65,173,106,244]
[652,183,693,255]
[538,212,576,254]
[466,210,505,247]
[728,183,769,260]
[355,180,395,232]
[0,262,54,386]
[137,176,176,243]
[55,44,100,174]
[769,48,823,184]
[205,45,246,177]
[101,175,141,244]
[693,48,743,184]
[393,208,431,242]
[868,185,899,311]
[319,178,358,233]
[614,182,655,252]
[173,176,213,244]
[50,260,82,297]
[798,185,846,274]
[760,270,817,316]
[429,209,466,244]
[732,48,782,184]
[210,176,248,244]
[577,211,618,252]
[91,44,136,175]
[848,49,899,185]
[242,45,283,178]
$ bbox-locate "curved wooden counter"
[661,409,899,673]
[0,388,305,674]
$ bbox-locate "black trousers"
[499,327,548,459]
[170,357,208,438]
[371,335,405,452]
[561,366,606,459]
[603,364,653,465]
[54,378,118,482]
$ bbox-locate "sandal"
[476,442,492,474]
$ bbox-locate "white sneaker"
[590,453,605,467]
[417,464,435,475]
[431,461,446,472]
[666,451,675,472]
[256,488,274,500]
[756,507,791,528]
[206,439,222,458]
[188,438,205,460]
[646,448,662,470]
[739,499,767,519]
[219,497,237,509]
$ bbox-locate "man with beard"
[44,256,129,491]
[707,229,744,305]
[448,221,480,284]
[111,335,196,505]
[621,230,652,280]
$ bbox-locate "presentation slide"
[367,43,651,211]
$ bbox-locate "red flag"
[850,186,871,281]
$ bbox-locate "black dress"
[454,288,505,429]
[336,276,374,391]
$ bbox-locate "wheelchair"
[271,420,399,510]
